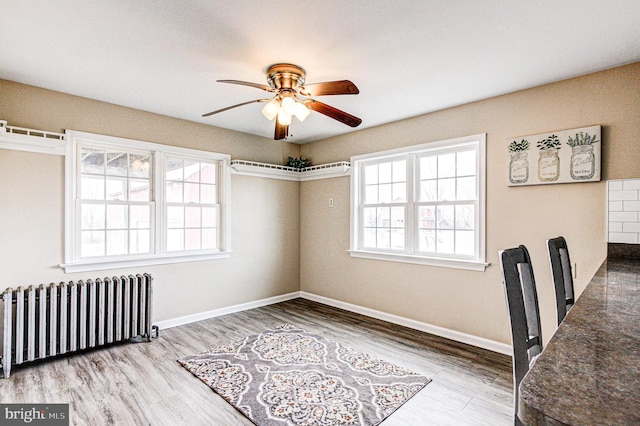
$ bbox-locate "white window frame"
[61,130,231,273]
[349,134,487,271]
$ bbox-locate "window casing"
[350,134,487,271]
[62,130,230,273]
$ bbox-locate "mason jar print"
[509,151,529,184]
[570,144,595,179]
[538,148,560,182]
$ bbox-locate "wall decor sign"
[507,125,601,186]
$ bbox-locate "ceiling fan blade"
[217,80,274,92]
[202,98,269,117]
[303,99,362,127]
[274,121,288,140]
[299,80,359,97]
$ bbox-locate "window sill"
[348,250,488,271]
[60,251,232,273]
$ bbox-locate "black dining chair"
[547,236,575,325]
[499,245,543,425]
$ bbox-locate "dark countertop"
[518,256,640,425]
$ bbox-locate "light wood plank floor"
[1,298,514,425]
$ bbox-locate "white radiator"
[1,274,156,378]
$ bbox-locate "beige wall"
[0,79,301,322]
[300,62,640,345]
[1,62,638,346]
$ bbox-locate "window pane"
[391,206,404,228]
[419,229,436,252]
[166,181,183,203]
[437,230,455,253]
[420,156,437,180]
[130,153,151,178]
[81,204,105,230]
[201,184,217,204]
[106,152,128,176]
[365,185,378,204]
[106,177,126,201]
[185,206,201,228]
[438,153,456,178]
[202,228,217,249]
[420,180,437,201]
[379,162,392,183]
[391,229,404,249]
[437,205,454,229]
[202,207,217,228]
[130,205,150,229]
[81,230,105,257]
[129,230,150,254]
[106,230,127,256]
[392,182,406,202]
[456,230,475,255]
[81,176,105,200]
[184,183,200,203]
[418,205,436,229]
[184,160,200,182]
[457,177,476,201]
[392,160,406,182]
[81,149,105,174]
[455,205,475,230]
[130,179,150,201]
[363,207,376,227]
[107,205,127,229]
[457,150,476,176]
[379,183,392,204]
[167,206,184,228]
[377,229,390,248]
[364,164,378,184]
[363,228,377,248]
[201,164,216,184]
[167,229,184,251]
[185,229,201,250]
[438,178,455,201]
[166,158,184,181]
[377,207,390,227]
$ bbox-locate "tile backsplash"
[608,178,640,244]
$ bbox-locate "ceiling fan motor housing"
[266,63,306,90]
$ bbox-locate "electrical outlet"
[329,198,334,208]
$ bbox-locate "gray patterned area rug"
[178,323,431,425]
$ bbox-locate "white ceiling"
[2,1,640,144]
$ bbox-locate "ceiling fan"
[202,63,362,140]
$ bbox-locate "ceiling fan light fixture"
[261,98,281,121]
[277,111,292,126]
[280,96,297,116]
[294,101,311,122]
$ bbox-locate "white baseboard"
[153,290,511,356]
[154,291,301,330]
[299,291,512,356]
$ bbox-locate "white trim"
[153,290,510,355]
[0,121,66,155]
[154,291,301,330]
[300,291,511,355]
[348,249,489,271]
[231,160,350,181]
[60,251,232,273]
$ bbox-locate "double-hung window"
[62,130,230,272]
[350,134,487,271]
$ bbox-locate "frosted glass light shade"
[261,99,281,121]
[294,102,311,122]
[277,112,292,126]
[281,96,296,116]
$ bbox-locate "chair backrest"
[547,236,575,325]
[499,245,543,424]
